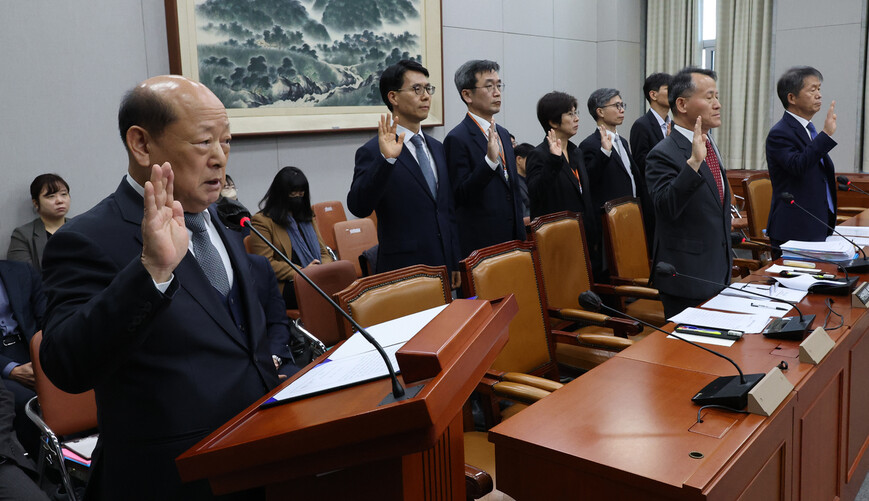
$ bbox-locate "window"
[701,0,717,70]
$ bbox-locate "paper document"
[667,332,735,347]
[703,294,790,317]
[773,274,849,292]
[722,282,808,302]
[835,225,869,237]
[668,308,771,334]
[781,236,857,261]
[264,304,448,405]
[764,264,822,275]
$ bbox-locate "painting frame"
[165,0,443,136]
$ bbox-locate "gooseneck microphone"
[781,192,869,272]
[837,176,869,197]
[578,291,764,410]
[218,199,406,400]
[653,262,815,339]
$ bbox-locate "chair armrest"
[733,258,761,271]
[491,381,551,404]
[611,285,660,299]
[731,217,748,230]
[553,331,633,350]
[552,308,642,337]
[464,464,494,500]
[502,372,563,392]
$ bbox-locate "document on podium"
[263,304,448,406]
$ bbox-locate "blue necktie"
[184,212,231,296]
[806,122,834,213]
[409,134,437,197]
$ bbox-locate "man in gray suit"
[645,67,731,318]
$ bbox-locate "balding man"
[40,76,281,499]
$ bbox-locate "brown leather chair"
[601,198,667,327]
[293,259,359,347]
[26,331,98,500]
[333,218,378,277]
[525,212,649,370]
[312,200,347,252]
[742,172,772,241]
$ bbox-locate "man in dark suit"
[347,60,462,289]
[0,260,45,456]
[646,67,731,318]
[0,378,48,500]
[630,73,672,178]
[579,88,652,225]
[445,60,525,259]
[766,66,837,253]
[40,76,280,499]
[526,91,605,280]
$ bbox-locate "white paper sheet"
[835,225,869,237]
[327,304,448,361]
[667,332,735,347]
[773,274,849,292]
[764,264,822,275]
[702,294,790,317]
[721,282,808,302]
[668,308,771,334]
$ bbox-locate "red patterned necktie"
[705,139,724,205]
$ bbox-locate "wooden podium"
[176,297,517,500]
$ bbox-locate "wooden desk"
[491,242,869,499]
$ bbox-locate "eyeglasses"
[396,84,436,96]
[473,83,504,93]
[601,102,627,111]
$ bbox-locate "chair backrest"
[312,201,348,251]
[742,173,772,239]
[333,218,378,276]
[294,260,358,346]
[29,331,98,436]
[461,241,557,379]
[335,264,452,337]
[602,197,651,280]
[526,211,592,311]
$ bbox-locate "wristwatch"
[272,355,282,368]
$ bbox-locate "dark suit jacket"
[646,129,732,300]
[40,179,280,499]
[0,261,45,370]
[445,114,525,259]
[526,138,604,278]
[0,378,36,475]
[766,112,837,242]
[347,133,461,273]
[7,218,51,274]
[630,109,667,177]
[579,129,654,219]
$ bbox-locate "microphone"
[220,202,408,401]
[653,262,815,340]
[578,291,764,410]
[780,192,869,272]
[738,236,857,296]
[837,176,869,197]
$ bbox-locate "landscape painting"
[166,0,443,134]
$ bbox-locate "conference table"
[489,212,869,500]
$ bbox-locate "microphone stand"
[578,291,764,410]
[653,262,815,340]
[781,192,869,272]
[218,200,408,402]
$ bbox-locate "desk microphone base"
[692,373,765,410]
[762,314,816,341]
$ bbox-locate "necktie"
[704,139,725,205]
[184,212,231,296]
[662,117,669,136]
[806,122,835,212]
[409,134,437,197]
[613,135,636,196]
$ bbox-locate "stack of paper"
[835,225,869,238]
[780,236,856,261]
[722,282,808,302]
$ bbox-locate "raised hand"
[486,118,500,163]
[598,125,612,151]
[687,116,706,172]
[823,100,837,136]
[141,162,189,283]
[547,129,563,156]
[378,113,405,159]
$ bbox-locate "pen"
[676,325,723,336]
[750,302,788,311]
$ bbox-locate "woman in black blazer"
[7,174,70,273]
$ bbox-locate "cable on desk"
[696,405,749,423]
[823,298,844,331]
